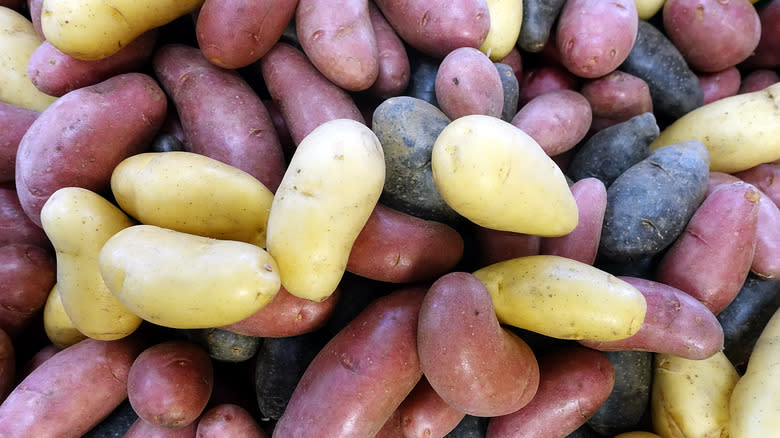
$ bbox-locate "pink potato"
[663,0,761,72]
[152,44,286,192]
[398,376,466,438]
[272,287,426,438]
[434,47,503,119]
[580,277,725,359]
[556,0,638,78]
[656,182,760,314]
[0,187,50,250]
[366,2,411,99]
[26,0,43,38]
[734,163,780,207]
[196,404,268,438]
[497,47,523,81]
[474,226,540,268]
[738,69,779,94]
[0,243,56,338]
[579,70,653,133]
[196,0,297,69]
[0,337,143,438]
[18,343,60,380]
[518,64,580,106]
[124,418,198,437]
[0,328,13,403]
[0,101,38,183]
[739,0,780,69]
[14,72,167,226]
[260,42,365,146]
[418,272,540,417]
[698,66,742,104]
[375,409,405,438]
[511,89,592,156]
[485,346,615,438]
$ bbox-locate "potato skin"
[738,69,779,94]
[742,0,780,69]
[0,243,56,337]
[474,226,540,268]
[43,283,87,349]
[0,102,38,183]
[518,0,567,52]
[587,351,652,436]
[435,47,503,119]
[272,287,426,438]
[124,417,199,437]
[698,66,742,105]
[0,337,143,438]
[397,377,466,438]
[580,71,653,133]
[518,64,581,106]
[734,163,780,207]
[511,89,592,157]
[366,2,410,99]
[196,404,267,438]
[0,188,51,249]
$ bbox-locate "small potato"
[479,0,523,61]
[698,66,742,105]
[196,404,267,438]
[738,69,780,94]
[366,2,410,99]
[43,284,86,349]
[124,418,198,437]
[474,226,540,268]
[511,89,592,157]
[0,102,38,183]
[397,377,466,438]
[579,71,653,133]
[741,0,780,69]
[518,65,580,106]
[435,47,504,119]
[517,0,566,52]
[0,243,56,337]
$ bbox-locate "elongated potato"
[397,377,466,438]
[40,187,142,340]
[99,225,281,329]
[366,2,410,99]
[43,284,87,349]
[266,119,385,302]
[472,255,647,340]
[432,115,578,237]
[111,151,274,248]
[479,0,523,61]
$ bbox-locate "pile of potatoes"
[0,0,779,437]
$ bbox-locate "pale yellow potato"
[432,115,578,237]
[111,152,274,247]
[41,0,204,60]
[266,119,385,302]
[471,255,646,341]
[634,0,665,20]
[0,7,56,111]
[479,0,523,61]
[651,352,739,438]
[40,187,142,340]
[42,283,87,349]
[99,225,281,329]
[650,82,780,173]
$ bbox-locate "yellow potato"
[432,115,578,237]
[111,151,274,247]
[651,352,739,438]
[42,283,87,349]
[650,82,780,173]
[99,225,281,329]
[41,0,204,60]
[634,0,665,20]
[40,187,142,340]
[266,119,385,302]
[472,255,646,341]
[0,6,56,111]
[479,0,523,61]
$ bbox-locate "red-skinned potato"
[738,69,780,94]
[418,272,540,417]
[698,66,742,105]
[196,0,297,69]
[0,243,56,338]
[0,101,38,183]
[272,287,425,438]
[0,337,143,438]
[741,0,780,69]
[19,343,60,379]
[474,226,540,268]
[196,404,268,438]
[346,203,464,283]
[0,187,50,249]
[152,44,285,192]
[511,89,592,157]
[124,418,198,438]
[518,65,580,106]
[26,0,43,38]
[497,47,523,79]
[260,42,365,146]
[485,346,615,438]
[14,72,167,226]
[734,163,780,207]
[435,47,503,119]
[398,374,467,437]
[580,276,725,359]
[656,182,760,314]
[375,409,404,438]
[366,2,411,99]
[0,328,13,403]
[579,70,653,133]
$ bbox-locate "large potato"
[266,119,385,302]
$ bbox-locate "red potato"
[196,404,268,438]
[497,47,523,81]
[663,0,761,72]
[656,182,760,314]
[124,418,198,438]
[511,89,592,156]
[0,337,143,438]
[579,70,653,133]
[0,187,50,250]
[15,72,167,226]
[580,277,725,359]
[398,377,466,438]
[220,286,339,338]
[375,409,405,438]
[518,65,580,106]
[27,30,158,97]
[196,0,297,69]
[26,0,43,38]
[474,226,540,268]
[741,0,780,69]
[0,328,13,403]
[0,1,23,10]
[485,346,615,438]
[260,42,365,146]
[373,0,490,59]
[272,287,426,438]
[418,272,540,417]
[734,163,780,207]
[698,66,742,105]
[152,44,285,192]
[366,2,411,99]
[18,343,59,380]
[0,243,56,338]
[128,341,214,429]
[346,203,464,283]
[0,102,38,183]
[540,177,607,265]
[263,99,295,159]
[434,47,503,119]
[556,0,638,79]
[738,69,779,94]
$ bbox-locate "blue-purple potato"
[404,50,440,106]
[518,0,567,52]
[495,62,519,121]
[185,328,261,363]
[587,351,652,436]
[82,399,137,438]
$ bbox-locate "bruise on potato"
[0,101,38,183]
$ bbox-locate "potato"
[124,418,198,438]
[474,226,540,268]
[448,415,491,437]
[40,0,204,60]
[99,224,281,329]
[650,82,780,173]
[0,101,38,182]
[518,64,581,106]
[742,0,780,69]
[0,188,48,250]
[42,283,86,349]
[272,287,425,437]
[698,66,742,105]
[111,151,274,247]
[366,2,410,99]
[0,327,13,403]
[634,0,664,19]
[0,6,56,111]
[397,377,466,438]
[734,163,780,207]
[517,0,566,52]
[186,328,260,363]
[0,337,143,438]
[82,397,136,438]
[196,404,267,438]
[15,72,167,226]
[495,62,520,121]
[739,68,780,94]
[128,341,213,428]
[556,0,638,78]
[18,343,59,379]
[472,255,647,341]
[651,352,739,438]
[511,89,592,157]
[0,243,55,337]
[432,115,578,237]
[405,51,441,106]
[479,0,523,61]
[40,187,142,340]
[435,47,504,119]
[579,71,654,133]
[266,119,385,302]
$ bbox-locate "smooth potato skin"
[435,47,503,119]
[398,377,466,438]
[0,243,56,337]
[580,71,653,133]
[511,89,592,157]
[734,163,780,207]
[367,2,410,99]
[272,287,426,438]
[742,0,780,69]
[124,418,198,437]
[0,328,13,403]
[43,283,87,349]
[196,404,268,438]
[517,0,566,52]
[474,226,540,268]
[738,69,779,94]
[518,65,581,106]
[0,337,143,438]
[0,102,38,183]
[486,346,615,438]
[698,66,741,105]
[0,189,50,250]
[15,72,167,226]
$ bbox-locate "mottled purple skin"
[698,66,742,105]
[0,102,38,183]
[435,47,504,119]
[511,89,592,156]
[580,71,653,133]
